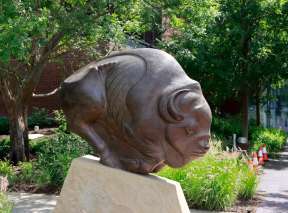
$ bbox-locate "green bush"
[0,117,9,135]
[30,136,52,155]
[158,149,258,210]
[0,192,13,213]
[0,108,56,135]
[211,116,241,139]
[2,112,92,190]
[34,131,92,188]
[16,162,34,184]
[0,138,10,160]
[28,107,56,129]
[0,161,15,184]
[1,136,52,161]
[54,110,69,133]
[250,127,287,153]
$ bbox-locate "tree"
[159,0,288,139]
[0,0,144,164]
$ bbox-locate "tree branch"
[39,32,65,64]
[0,78,16,104]
[22,31,65,102]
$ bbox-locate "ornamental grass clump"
[158,140,258,210]
[251,127,287,153]
[238,161,258,200]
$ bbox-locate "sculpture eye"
[185,127,194,136]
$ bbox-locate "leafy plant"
[0,161,15,184]
[28,107,56,129]
[0,192,13,213]
[34,131,92,188]
[54,110,69,133]
[250,127,287,153]
[16,162,34,184]
[30,136,52,156]
[211,116,241,139]
[158,140,258,210]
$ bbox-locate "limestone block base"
[54,155,190,213]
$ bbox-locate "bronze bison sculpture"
[59,48,212,174]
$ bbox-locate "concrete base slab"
[54,155,190,213]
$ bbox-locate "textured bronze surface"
[60,48,212,174]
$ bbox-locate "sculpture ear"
[159,89,189,123]
[97,61,118,72]
[158,83,202,123]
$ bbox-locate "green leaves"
[0,1,54,64]
[250,127,287,153]
[158,143,259,210]
[0,0,143,66]
[159,0,288,108]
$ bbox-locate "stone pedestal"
[54,155,190,213]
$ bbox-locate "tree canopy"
[0,0,148,163]
[0,0,287,162]
[157,0,288,137]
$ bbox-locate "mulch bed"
[225,197,261,213]
[9,184,60,195]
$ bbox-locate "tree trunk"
[8,106,26,164]
[0,30,64,165]
[241,92,249,139]
[23,106,30,161]
[255,93,261,126]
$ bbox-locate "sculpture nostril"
[204,143,210,150]
[199,139,210,150]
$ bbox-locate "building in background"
[250,85,288,132]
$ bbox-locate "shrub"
[54,110,69,133]
[250,127,287,153]
[1,113,92,190]
[0,192,13,213]
[16,162,34,184]
[1,136,53,161]
[238,161,258,200]
[0,117,9,135]
[28,107,56,129]
[211,116,241,139]
[158,141,258,210]
[0,108,56,135]
[30,136,52,156]
[0,161,15,184]
[0,138,10,160]
[34,132,92,188]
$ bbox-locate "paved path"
[7,192,57,213]
[256,144,288,213]
[7,192,213,213]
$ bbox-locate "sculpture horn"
[158,89,192,123]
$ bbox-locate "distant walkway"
[8,192,57,213]
[7,192,214,213]
[256,144,288,213]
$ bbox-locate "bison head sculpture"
[60,48,212,174]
